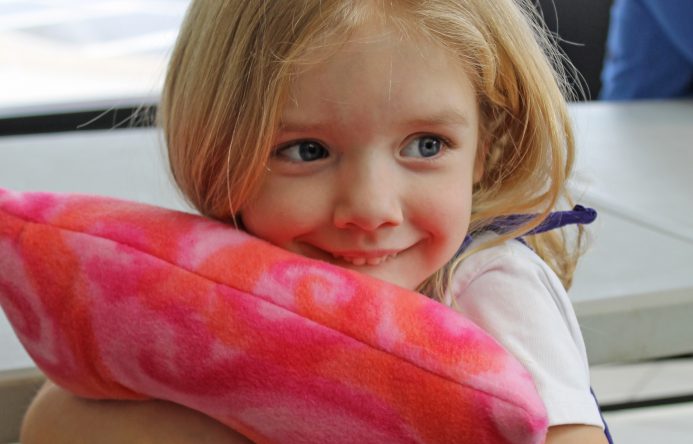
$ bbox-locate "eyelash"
[272,140,329,163]
[400,134,457,164]
[272,133,457,162]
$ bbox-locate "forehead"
[281,22,478,128]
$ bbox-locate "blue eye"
[276,141,329,162]
[400,136,444,158]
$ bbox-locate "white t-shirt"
[444,233,603,428]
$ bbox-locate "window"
[1,0,190,112]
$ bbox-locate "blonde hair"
[160,0,585,300]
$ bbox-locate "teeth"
[332,253,398,266]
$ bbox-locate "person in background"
[600,0,693,100]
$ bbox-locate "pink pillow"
[0,188,547,444]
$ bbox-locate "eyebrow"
[278,109,471,133]
[400,109,471,129]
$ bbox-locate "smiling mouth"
[330,252,399,266]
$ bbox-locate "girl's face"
[242,22,483,291]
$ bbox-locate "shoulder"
[449,233,567,308]
[446,233,603,428]
[447,232,582,352]
[446,233,576,336]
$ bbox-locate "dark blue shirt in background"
[600,0,693,100]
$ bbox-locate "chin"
[353,267,420,292]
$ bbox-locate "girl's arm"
[21,381,253,444]
[23,383,606,444]
[546,424,609,444]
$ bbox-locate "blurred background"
[1,0,613,135]
[1,0,189,133]
[1,0,188,104]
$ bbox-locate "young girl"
[22,0,610,442]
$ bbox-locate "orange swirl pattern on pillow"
[0,188,547,444]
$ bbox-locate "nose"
[333,162,403,231]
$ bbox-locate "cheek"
[428,197,472,237]
[240,177,328,244]
[410,179,473,248]
[417,164,474,217]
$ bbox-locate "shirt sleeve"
[447,241,603,428]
